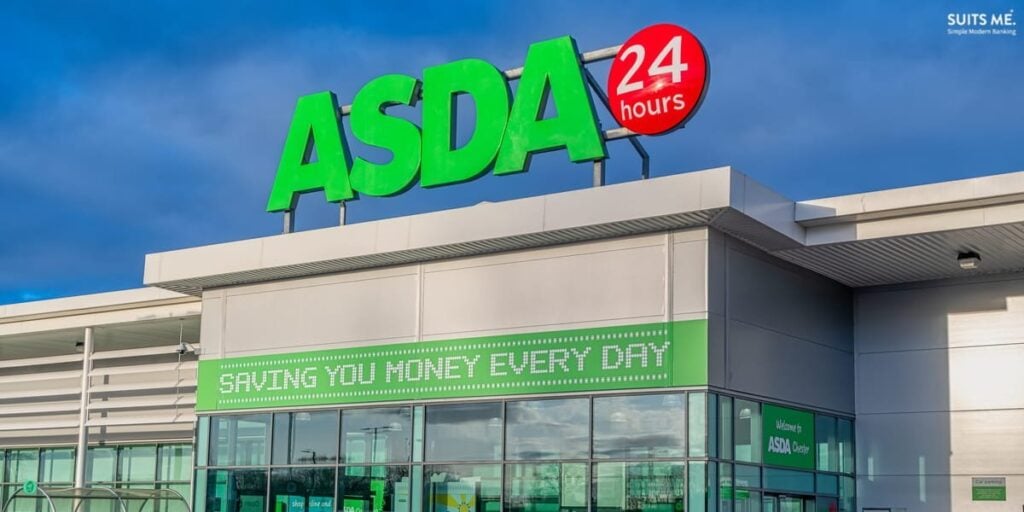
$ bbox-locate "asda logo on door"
[762,404,815,470]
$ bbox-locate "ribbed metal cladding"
[161,210,724,295]
[773,222,1024,287]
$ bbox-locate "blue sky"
[1,0,1022,303]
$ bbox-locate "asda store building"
[2,24,1023,512]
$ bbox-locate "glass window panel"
[203,469,268,512]
[87,447,117,484]
[592,461,685,512]
[733,401,760,463]
[504,463,586,512]
[40,448,74,483]
[506,399,589,460]
[197,417,211,467]
[733,465,760,489]
[719,396,733,460]
[838,477,855,512]
[159,445,194,482]
[120,446,157,482]
[762,468,813,494]
[338,465,410,512]
[718,464,733,512]
[290,411,339,465]
[341,407,413,464]
[708,395,719,459]
[412,406,425,463]
[210,415,271,467]
[195,469,209,512]
[734,489,759,512]
[593,394,685,459]
[9,450,39,483]
[688,461,706,512]
[815,474,837,496]
[270,467,335,512]
[688,394,707,457]
[425,403,503,462]
[0,451,5,482]
[815,415,837,473]
[157,483,192,512]
[424,464,500,512]
[837,419,854,475]
[814,497,837,512]
[272,413,291,466]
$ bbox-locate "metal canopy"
[3,486,190,512]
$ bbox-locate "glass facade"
[0,443,192,511]
[197,393,855,512]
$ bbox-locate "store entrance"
[762,493,814,512]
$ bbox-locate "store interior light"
[957,251,981,270]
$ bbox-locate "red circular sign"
[607,24,708,135]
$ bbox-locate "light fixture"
[957,251,981,270]
[74,341,85,353]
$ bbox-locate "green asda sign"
[196,319,706,411]
[762,404,815,470]
[266,35,606,212]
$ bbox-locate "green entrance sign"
[266,35,606,212]
[762,404,815,470]
[22,480,37,495]
[972,477,1006,501]
[196,319,707,411]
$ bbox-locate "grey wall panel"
[857,412,953,477]
[221,270,419,355]
[712,233,854,413]
[727,319,854,412]
[421,236,672,337]
[856,350,952,414]
[855,273,1024,511]
[726,243,852,352]
[857,475,950,512]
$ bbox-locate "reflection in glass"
[688,461,706,512]
[688,394,707,457]
[342,408,413,464]
[424,464,501,512]
[837,419,854,475]
[733,401,760,463]
[504,463,586,512]
[719,396,733,460]
[271,467,336,512]
[762,468,813,494]
[205,469,268,512]
[210,415,271,466]
[425,403,503,462]
[718,464,733,512]
[506,399,589,460]
[839,477,855,512]
[40,448,75,483]
[593,394,685,459]
[815,415,837,473]
[592,461,685,512]
[338,466,411,512]
[120,445,157,482]
[292,411,340,464]
[9,449,39,483]
[159,445,193,482]
[87,447,117,483]
[733,465,760,489]
[734,489,760,512]
[814,497,837,512]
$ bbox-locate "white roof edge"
[144,166,808,293]
[796,169,1024,224]
[0,287,199,322]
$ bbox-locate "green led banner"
[762,404,815,470]
[196,319,707,411]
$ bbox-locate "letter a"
[266,91,355,212]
